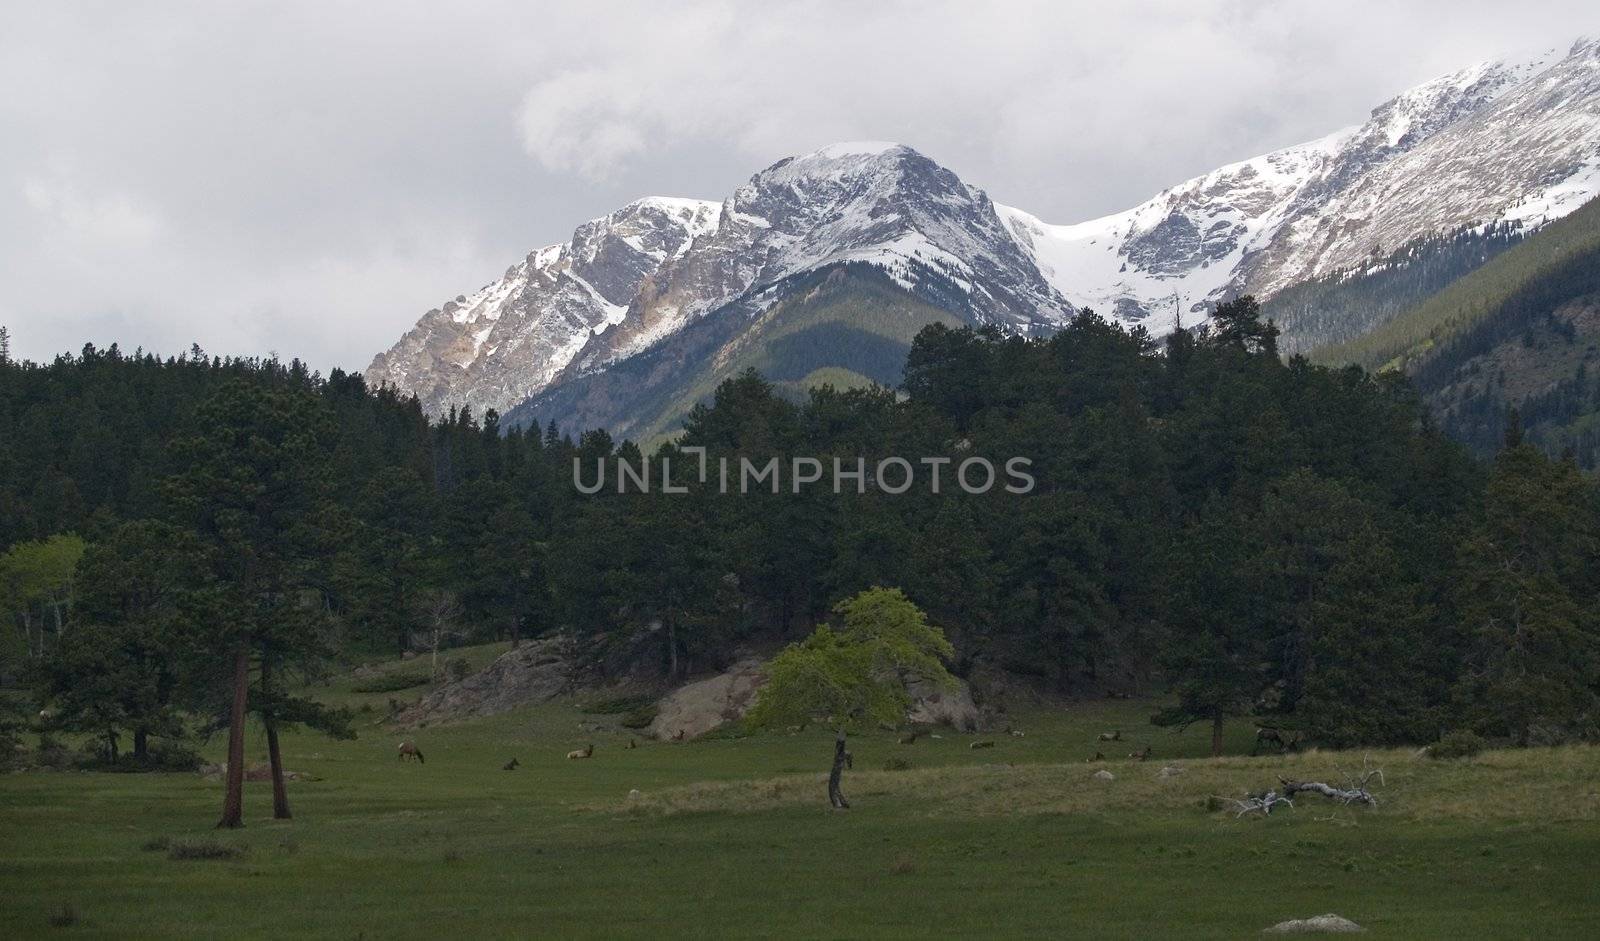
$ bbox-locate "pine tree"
[0,324,10,364]
[1452,445,1600,744]
[167,379,341,826]
[1153,497,1271,755]
[39,522,211,763]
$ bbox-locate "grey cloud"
[1,0,1593,372]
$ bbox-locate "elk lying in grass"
[1129,744,1152,761]
[566,744,594,760]
[1097,730,1122,743]
[502,758,519,771]
[397,741,425,763]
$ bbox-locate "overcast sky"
[2,1,1594,372]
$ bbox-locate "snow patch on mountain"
[1001,40,1597,324]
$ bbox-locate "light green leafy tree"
[748,587,956,732]
[0,533,87,663]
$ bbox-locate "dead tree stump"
[828,733,853,809]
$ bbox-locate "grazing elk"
[397,741,425,763]
[1097,730,1122,743]
[1252,727,1304,755]
[566,744,594,760]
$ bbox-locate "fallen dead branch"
[1223,788,1295,817]
[1225,766,1383,816]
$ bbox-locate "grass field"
[4,650,1600,939]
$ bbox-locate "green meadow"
[4,650,1599,939]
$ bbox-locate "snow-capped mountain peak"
[1000,39,1598,325]
[370,37,1600,421]
[365,194,721,417]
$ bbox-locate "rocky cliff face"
[366,197,720,418]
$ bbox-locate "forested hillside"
[1267,222,1527,353]
[505,263,963,445]
[1309,196,1600,464]
[1315,195,1600,370]
[3,300,1599,765]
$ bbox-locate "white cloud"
[22,175,164,246]
[517,69,649,180]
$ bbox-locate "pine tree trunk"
[262,658,292,820]
[265,719,291,820]
[510,614,521,650]
[666,616,679,678]
[216,647,249,829]
[1211,715,1224,758]
[133,728,149,761]
[828,733,851,809]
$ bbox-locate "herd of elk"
[399,711,1198,774]
[397,741,609,767]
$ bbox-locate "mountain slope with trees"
[1312,195,1600,464]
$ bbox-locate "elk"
[1253,727,1304,755]
[1129,744,1152,761]
[1097,730,1122,743]
[502,758,519,771]
[397,741,425,763]
[898,730,922,745]
[669,729,685,742]
[566,743,594,760]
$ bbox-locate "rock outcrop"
[905,677,980,731]
[649,658,767,741]
[393,636,571,727]
[1262,914,1365,934]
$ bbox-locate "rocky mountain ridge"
[369,38,1600,423]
